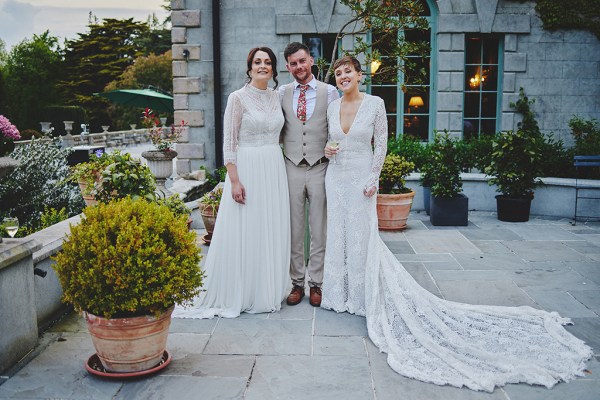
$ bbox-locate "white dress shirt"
[279,75,339,120]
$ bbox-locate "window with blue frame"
[463,35,502,139]
[302,35,338,86]
[368,0,433,141]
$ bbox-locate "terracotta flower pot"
[78,180,98,207]
[376,190,415,231]
[84,306,173,373]
[200,206,218,244]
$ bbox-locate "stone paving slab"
[383,240,415,254]
[453,252,530,270]
[565,317,600,354]
[504,225,583,241]
[115,375,247,400]
[469,240,515,254]
[503,241,592,262]
[569,290,600,314]
[524,289,598,318]
[458,227,524,241]
[435,279,537,307]
[403,262,443,297]
[203,319,312,355]
[566,261,600,286]
[244,355,373,400]
[314,308,368,337]
[407,231,482,254]
[508,265,600,291]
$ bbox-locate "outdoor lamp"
[370,59,381,74]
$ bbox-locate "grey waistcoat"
[281,81,329,166]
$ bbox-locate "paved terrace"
[0,212,599,400]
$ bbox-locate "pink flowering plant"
[141,108,186,152]
[0,115,21,156]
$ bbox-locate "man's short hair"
[284,42,310,61]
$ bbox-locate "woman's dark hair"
[332,56,362,73]
[246,47,279,88]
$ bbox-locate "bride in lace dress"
[321,56,592,392]
[174,47,290,319]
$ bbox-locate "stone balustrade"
[14,129,151,149]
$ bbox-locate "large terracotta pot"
[84,306,173,373]
[78,181,97,207]
[376,190,415,231]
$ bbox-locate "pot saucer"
[85,350,171,378]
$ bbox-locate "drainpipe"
[212,0,223,167]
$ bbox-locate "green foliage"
[379,154,415,194]
[569,115,600,156]
[94,152,156,203]
[510,87,541,136]
[53,197,204,318]
[0,138,84,232]
[428,132,463,198]
[328,0,430,87]
[40,206,69,229]
[485,130,543,198]
[1,32,65,130]
[156,194,191,217]
[387,135,431,172]
[41,106,88,136]
[18,129,43,140]
[511,0,600,39]
[199,184,223,214]
[104,51,173,130]
[60,18,151,132]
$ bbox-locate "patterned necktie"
[297,84,309,122]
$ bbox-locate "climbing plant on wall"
[512,0,600,38]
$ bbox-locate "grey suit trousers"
[285,158,327,288]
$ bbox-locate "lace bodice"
[223,84,284,165]
[326,94,387,189]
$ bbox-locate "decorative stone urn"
[142,150,177,194]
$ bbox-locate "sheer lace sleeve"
[365,97,388,190]
[223,92,243,165]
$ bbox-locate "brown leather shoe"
[286,285,305,306]
[309,286,322,307]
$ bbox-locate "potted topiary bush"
[52,197,203,374]
[428,132,468,226]
[376,154,415,230]
[485,129,543,222]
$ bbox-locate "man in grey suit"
[279,42,339,307]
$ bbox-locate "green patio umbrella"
[95,88,174,113]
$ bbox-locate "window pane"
[386,115,397,138]
[481,66,498,91]
[465,65,483,90]
[480,119,497,135]
[482,38,499,64]
[463,119,479,141]
[404,115,429,141]
[464,93,481,118]
[481,93,497,117]
[405,57,430,84]
[465,37,481,64]
[372,86,397,113]
[404,91,429,114]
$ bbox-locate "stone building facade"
[171,0,600,171]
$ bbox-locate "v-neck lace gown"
[174,84,290,319]
[321,94,592,392]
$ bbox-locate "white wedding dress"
[321,94,592,392]
[174,84,290,319]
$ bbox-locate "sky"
[0,0,169,51]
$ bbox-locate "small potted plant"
[377,154,415,230]
[428,132,468,226]
[156,193,193,229]
[53,197,203,373]
[69,150,114,206]
[198,183,223,244]
[485,129,543,222]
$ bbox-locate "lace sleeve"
[223,92,243,165]
[365,97,388,190]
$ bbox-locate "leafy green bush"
[379,154,415,194]
[485,130,543,198]
[428,132,463,198]
[156,194,191,218]
[0,138,84,232]
[53,197,204,318]
[570,116,600,157]
[387,135,430,172]
[94,152,156,203]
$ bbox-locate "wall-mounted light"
[182,49,190,61]
[370,59,381,74]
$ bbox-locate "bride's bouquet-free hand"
[141,108,186,152]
